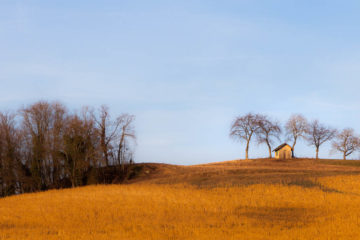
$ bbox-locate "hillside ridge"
[125,158,360,187]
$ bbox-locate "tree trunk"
[104,149,109,167]
[266,141,272,158]
[343,152,346,160]
[72,158,76,188]
[245,140,249,159]
[117,136,124,166]
[315,147,319,159]
[117,125,127,167]
[121,141,126,172]
[291,137,297,158]
[101,130,109,167]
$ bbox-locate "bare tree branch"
[256,115,282,158]
[306,120,336,159]
[230,113,262,159]
[285,114,308,157]
[332,128,359,160]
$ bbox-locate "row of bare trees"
[0,101,136,197]
[230,113,360,160]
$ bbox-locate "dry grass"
[1,175,360,239]
[127,158,360,187]
[1,159,360,239]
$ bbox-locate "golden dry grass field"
[1,158,360,240]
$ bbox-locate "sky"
[1,0,360,164]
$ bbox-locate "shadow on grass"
[284,178,342,193]
[238,206,321,229]
[188,176,345,194]
[319,159,360,167]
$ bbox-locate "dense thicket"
[0,101,136,197]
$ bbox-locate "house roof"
[273,143,291,152]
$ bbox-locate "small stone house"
[273,143,293,159]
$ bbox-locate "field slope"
[1,158,360,240]
[126,158,360,186]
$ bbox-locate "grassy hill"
[1,158,360,239]
[126,158,360,186]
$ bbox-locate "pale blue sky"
[1,1,360,164]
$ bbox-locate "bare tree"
[115,114,136,171]
[307,120,336,159]
[230,113,261,159]
[20,101,68,190]
[48,102,67,188]
[21,101,53,190]
[94,105,122,167]
[0,112,22,196]
[285,114,308,157]
[332,128,359,160]
[61,109,98,188]
[256,115,281,158]
[0,101,136,197]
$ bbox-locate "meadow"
[1,159,360,239]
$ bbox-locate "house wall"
[275,146,292,159]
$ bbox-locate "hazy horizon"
[1,1,360,164]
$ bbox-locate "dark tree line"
[0,101,136,197]
[230,113,360,160]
